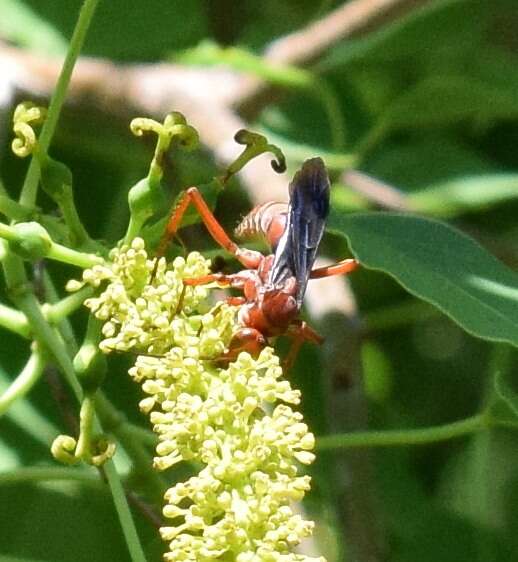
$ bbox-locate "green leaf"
[329,212,518,346]
[320,0,486,70]
[409,174,518,217]
[0,0,67,55]
[363,136,494,190]
[23,0,207,61]
[379,75,518,132]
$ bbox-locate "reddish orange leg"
[211,328,267,365]
[225,296,246,306]
[310,258,359,279]
[183,273,233,287]
[155,187,262,270]
[283,321,324,371]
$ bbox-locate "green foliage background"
[2,0,518,561]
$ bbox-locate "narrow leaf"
[409,174,518,217]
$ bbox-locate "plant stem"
[312,81,346,150]
[47,241,103,268]
[58,191,92,247]
[0,367,59,445]
[0,349,46,416]
[317,413,488,450]
[0,221,103,268]
[103,461,148,562]
[44,285,94,324]
[5,0,147,556]
[0,466,100,486]
[122,422,157,448]
[0,195,33,221]
[75,394,96,460]
[95,394,165,498]
[42,270,79,356]
[0,302,30,338]
[19,0,100,208]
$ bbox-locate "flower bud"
[9,222,51,260]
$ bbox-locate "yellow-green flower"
[74,238,325,562]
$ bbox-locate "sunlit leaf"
[329,212,518,346]
[0,0,67,55]
[409,174,518,217]
[379,75,518,132]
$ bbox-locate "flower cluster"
[73,238,325,562]
[67,238,211,355]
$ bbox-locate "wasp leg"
[310,258,359,279]
[283,321,324,371]
[155,187,263,271]
[211,327,267,365]
[183,272,252,303]
[225,296,246,306]
[182,273,234,287]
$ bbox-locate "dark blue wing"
[269,158,330,308]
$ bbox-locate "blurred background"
[1,0,518,560]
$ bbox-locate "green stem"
[317,413,488,450]
[122,422,157,449]
[5,285,82,397]
[0,221,18,241]
[354,121,389,163]
[5,0,147,555]
[0,221,102,268]
[125,214,146,244]
[0,466,100,486]
[148,133,168,185]
[47,241,102,268]
[103,461,148,562]
[0,368,59,445]
[0,302,30,338]
[19,0,100,207]
[44,285,94,324]
[0,195,33,221]
[39,269,163,499]
[58,191,93,248]
[9,282,148,556]
[95,393,164,498]
[75,394,96,460]
[42,270,79,356]
[0,349,46,416]
[312,81,346,150]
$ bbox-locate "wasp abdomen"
[234,201,288,249]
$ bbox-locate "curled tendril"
[168,123,199,150]
[51,435,80,465]
[130,117,161,137]
[11,102,47,158]
[130,111,199,152]
[224,129,286,182]
[90,437,116,467]
[51,433,116,467]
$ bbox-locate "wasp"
[156,158,358,367]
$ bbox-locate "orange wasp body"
[157,158,358,366]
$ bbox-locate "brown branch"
[233,0,433,117]
[0,0,431,204]
[306,269,387,562]
[343,169,410,211]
